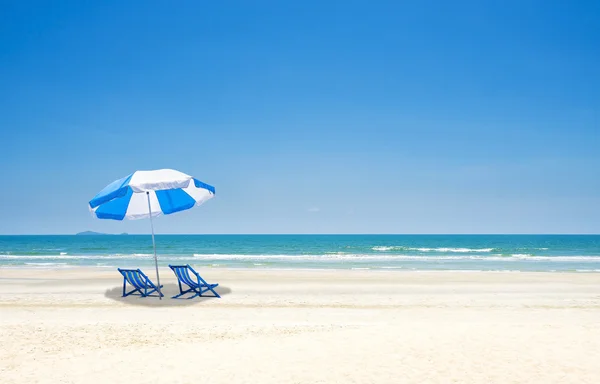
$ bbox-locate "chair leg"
[209,288,221,298]
[194,274,221,298]
[144,285,164,297]
[172,287,194,299]
[123,287,143,297]
[171,279,220,299]
[198,285,221,298]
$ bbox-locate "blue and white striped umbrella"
[89,169,215,220]
[89,169,215,299]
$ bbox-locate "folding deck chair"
[169,264,220,299]
[117,268,164,298]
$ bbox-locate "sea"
[0,235,599,272]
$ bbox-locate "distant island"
[76,231,128,236]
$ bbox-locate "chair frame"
[118,268,164,298]
[169,264,220,299]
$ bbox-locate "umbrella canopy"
[89,169,215,299]
[89,169,215,220]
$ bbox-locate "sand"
[1,268,600,384]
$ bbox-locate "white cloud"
[308,207,320,213]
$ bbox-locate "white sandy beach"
[1,268,600,383]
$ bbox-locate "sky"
[0,1,598,234]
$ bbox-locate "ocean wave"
[372,246,495,253]
[2,253,600,263]
[414,247,495,253]
[0,255,84,260]
[372,246,397,251]
[25,262,68,266]
[188,253,600,262]
[0,254,153,260]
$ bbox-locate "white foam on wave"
[60,252,68,255]
[372,246,495,253]
[1,255,83,260]
[25,262,68,266]
[416,247,494,253]
[22,262,74,268]
[3,253,600,264]
[372,246,397,251]
[188,253,600,262]
[0,253,154,260]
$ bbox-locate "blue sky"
[0,1,598,234]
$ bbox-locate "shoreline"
[2,264,600,273]
[3,266,600,283]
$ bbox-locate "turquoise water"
[1,235,599,271]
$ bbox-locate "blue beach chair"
[169,264,220,299]
[117,268,164,298]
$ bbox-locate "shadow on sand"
[104,284,232,307]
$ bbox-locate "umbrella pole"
[146,192,162,300]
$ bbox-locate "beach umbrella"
[88,169,215,299]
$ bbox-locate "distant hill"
[76,231,128,236]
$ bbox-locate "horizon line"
[1,233,599,236]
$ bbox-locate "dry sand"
[1,268,600,383]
